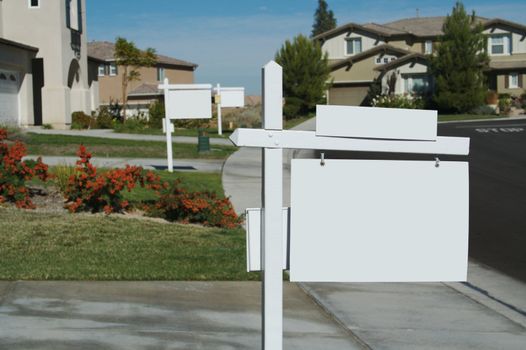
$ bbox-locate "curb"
[438,116,526,124]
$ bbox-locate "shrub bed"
[0,129,49,208]
[64,145,164,214]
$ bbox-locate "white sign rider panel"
[316,105,438,141]
[290,159,469,283]
[216,87,245,108]
[164,84,212,119]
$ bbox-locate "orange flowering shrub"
[0,128,49,208]
[152,180,241,229]
[65,145,164,214]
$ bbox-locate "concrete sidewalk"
[0,281,363,350]
[26,128,233,146]
[221,117,526,349]
[24,156,224,173]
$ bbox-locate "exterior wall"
[0,43,36,126]
[322,31,384,59]
[98,64,194,105]
[87,60,100,111]
[2,0,90,128]
[381,61,429,95]
[496,71,526,95]
[484,27,526,55]
[331,57,379,82]
[0,1,4,37]
[328,84,370,106]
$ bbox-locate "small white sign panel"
[316,105,438,141]
[290,159,469,283]
[165,84,212,119]
[218,87,245,108]
[245,208,289,272]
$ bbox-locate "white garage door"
[0,69,20,125]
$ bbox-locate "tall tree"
[114,37,157,120]
[275,35,332,119]
[429,2,489,113]
[311,0,337,37]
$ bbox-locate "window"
[509,73,519,88]
[376,57,382,64]
[98,65,105,77]
[424,41,433,54]
[346,38,362,55]
[109,63,118,76]
[66,0,82,32]
[383,58,389,63]
[29,0,39,8]
[157,67,165,81]
[490,35,511,55]
[404,75,430,94]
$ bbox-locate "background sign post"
[163,78,174,172]
[216,83,222,136]
[261,61,283,350]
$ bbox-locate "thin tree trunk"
[121,66,128,121]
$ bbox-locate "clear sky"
[87,0,526,94]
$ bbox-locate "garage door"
[0,69,20,125]
[329,84,370,106]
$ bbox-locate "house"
[87,41,198,116]
[314,16,526,106]
[0,0,95,129]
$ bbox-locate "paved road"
[442,119,526,283]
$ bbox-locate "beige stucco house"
[0,0,95,128]
[87,41,197,116]
[315,16,526,106]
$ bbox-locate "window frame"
[345,37,362,56]
[509,72,519,89]
[403,74,430,95]
[489,34,511,56]
[157,67,165,82]
[424,41,433,54]
[98,64,105,77]
[109,63,118,77]
[28,0,40,9]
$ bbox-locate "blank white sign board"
[316,105,437,141]
[245,208,289,272]
[290,159,469,283]
[217,87,245,108]
[165,84,212,119]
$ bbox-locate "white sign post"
[216,84,222,136]
[159,78,212,172]
[229,61,471,350]
[214,85,245,136]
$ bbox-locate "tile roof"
[314,15,526,40]
[87,41,197,68]
[128,83,162,96]
[374,53,428,71]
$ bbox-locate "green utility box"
[197,129,210,153]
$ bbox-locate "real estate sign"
[164,84,212,119]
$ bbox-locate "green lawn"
[438,114,505,122]
[0,208,256,281]
[21,133,236,159]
